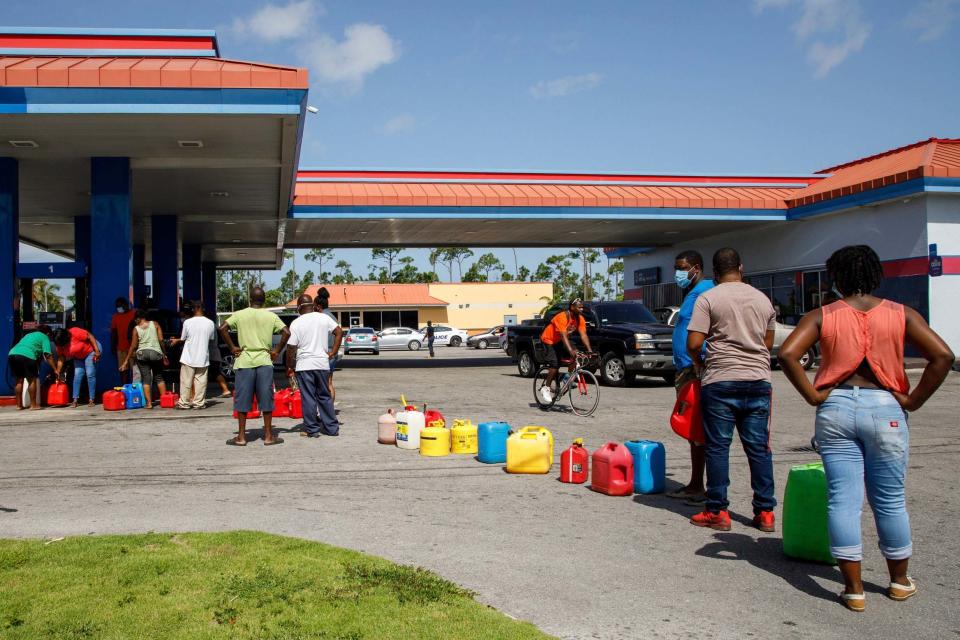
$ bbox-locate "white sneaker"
[539,387,554,404]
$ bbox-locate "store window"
[359,310,419,331]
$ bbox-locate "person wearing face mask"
[666,250,713,504]
[110,297,139,384]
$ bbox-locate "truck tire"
[600,351,627,387]
[517,349,536,378]
[800,348,816,370]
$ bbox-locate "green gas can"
[782,462,836,565]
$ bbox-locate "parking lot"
[1,351,958,640]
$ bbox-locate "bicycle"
[533,352,600,417]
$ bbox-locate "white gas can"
[396,405,424,450]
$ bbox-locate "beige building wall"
[427,282,553,332]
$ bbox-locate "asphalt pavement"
[1,346,959,639]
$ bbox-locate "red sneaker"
[690,510,732,531]
[753,510,775,533]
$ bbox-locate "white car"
[427,325,469,347]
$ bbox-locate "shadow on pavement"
[0,506,17,513]
[694,533,885,602]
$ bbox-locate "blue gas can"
[122,383,146,410]
[477,421,512,464]
[625,440,666,494]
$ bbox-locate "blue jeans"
[72,352,97,401]
[815,387,911,561]
[701,380,776,514]
[295,369,338,436]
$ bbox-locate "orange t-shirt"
[111,310,136,351]
[541,311,586,346]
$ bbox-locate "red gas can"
[160,392,179,409]
[290,390,303,419]
[273,388,293,417]
[424,408,445,428]
[233,393,261,419]
[591,442,634,496]
[671,380,704,443]
[46,381,70,407]
[103,389,126,411]
[560,439,590,484]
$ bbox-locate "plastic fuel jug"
[782,462,836,565]
[477,421,511,463]
[560,439,590,484]
[420,424,451,456]
[396,406,424,450]
[273,388,293,417]
[625,440,666,494]
[450,419,478,454]
[591,442,634,496]
[122,383,145,410]
[506,426,554,474]
[102,389,126,411]
[46,381,70,406]
[160,391,179,409]
[378,409,397,444]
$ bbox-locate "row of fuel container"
[376,406,666,492]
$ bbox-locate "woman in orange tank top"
[780,245,953,613]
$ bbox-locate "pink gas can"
[590,442,634,496]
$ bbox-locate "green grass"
[0,531,554,640]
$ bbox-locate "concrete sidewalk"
[1,354,958,639]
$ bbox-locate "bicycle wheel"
[568,369,600,417]
[533,365,559,410]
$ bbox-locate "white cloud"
[529,72,603,99]
[301,23,400,90]
[231,0,319,42]
[756,0,870,77]
[905,0,960,42]
[382,113,415,135]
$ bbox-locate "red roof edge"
[817,137,960,174]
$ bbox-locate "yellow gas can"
[506,426,554,474]
[450,419,478,454]
[419,425,451,457]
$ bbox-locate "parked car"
[653,305,817,370]
[428,325,469,347]
[467,325,505,349]
[506,300,675,386]
[377,326,425,351]
[344,326,379,355]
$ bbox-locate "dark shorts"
[8,355,39,380]
[234,365,274,413]
[209,360,221,379]
[543,342,571,368]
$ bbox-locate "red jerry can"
[591,442,634,496]
[46,381,70,407]
[671,380,704,443]
[103,389,126,411]
[290,390,303,419]
[160,391,179,409]
[560,439,590,484]
[233,393,261,419]
[273,388,293,418]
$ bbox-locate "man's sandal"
[888,578,917,601]
[840,591,865,612]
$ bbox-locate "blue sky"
[11,0,960,287]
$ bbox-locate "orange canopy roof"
[293,284,448,309]
[787,138,960,207]
[0,56,308,89]
[294,181,797,210]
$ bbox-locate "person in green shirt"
[219,287,290,446]
[7,326,60,410]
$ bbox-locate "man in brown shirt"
[686,247,777,533]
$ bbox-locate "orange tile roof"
[293,284,448,308]
[787,138,960,207]
[294,181,797,210]
[0,56,308,89]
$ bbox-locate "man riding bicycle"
[539,298,593,404]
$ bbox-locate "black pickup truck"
[505,300,675,386]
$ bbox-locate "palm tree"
[32,280,63,314]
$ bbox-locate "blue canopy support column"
[73,215,91,324]
[0,158,19,395]
[90,157,132,394]
[182,243,202,304]
[201,260,217,323]
[132,243,146,309]
[151,215,179,312]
